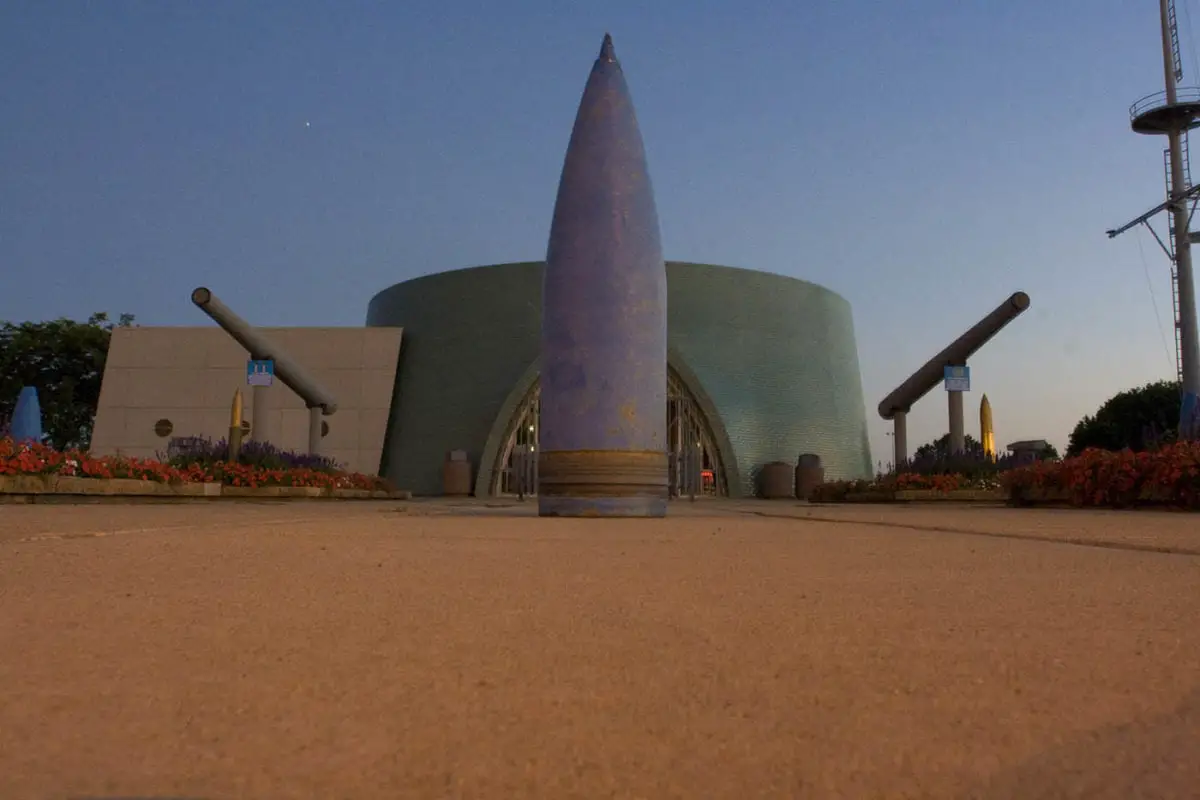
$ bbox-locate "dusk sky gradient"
[1,0,1193,465]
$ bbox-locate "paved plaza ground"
[2,499,1199,798]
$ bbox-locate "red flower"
[1,436,390,495]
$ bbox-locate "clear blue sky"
[0,0,1192,464]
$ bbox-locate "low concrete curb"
[815,488,1009,504]
[0,475,411,502]
[819,486,1196,510]
[894,488,1008,502]
[1006,487,1191,509]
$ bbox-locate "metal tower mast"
[1107,0,1200,397]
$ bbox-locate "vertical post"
[668,398,680,499]
[892,410,908,469]
[307,406,322,456]
[534,441,540,496]
[1162,0,1200,401]
[517,446,526,501]
[252,384,269,443]
[948,390,965,454]
[691,429,700,496]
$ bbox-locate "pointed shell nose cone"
[599,32,616,62]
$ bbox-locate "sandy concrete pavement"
[2,500,1199,799]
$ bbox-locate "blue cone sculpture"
[538,34,669,517]
[10,386,44,444]
[1181,391,1199,441]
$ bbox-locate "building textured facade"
[367,262,872,497]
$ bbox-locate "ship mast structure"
[1107,0,1200,399]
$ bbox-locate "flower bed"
[1002,442,1200,509]
[810,441,1200,510]
[809,472,1000,503]
[0,437,392,492]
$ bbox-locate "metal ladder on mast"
[1164,130,1190,385]
[1170,0,1185,81]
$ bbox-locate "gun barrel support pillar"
[948,390,966,454]
[252,384,269,442]
[893,410,908,468]
[308,407,322,456]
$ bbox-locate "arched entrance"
[490,368,728,498]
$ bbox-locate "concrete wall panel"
[91,326,403,476]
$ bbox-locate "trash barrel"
[795,453,825,501]
[759,461,795,499]
[442,450,473,496]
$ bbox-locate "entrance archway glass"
[491,368,727,498]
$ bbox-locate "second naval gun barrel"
[191,287,338,415]
[878,291,1030,420]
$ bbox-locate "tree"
[0,312,135,450]
[913,433,984,460]
[1066,380,1180,457]
[911,433,1059,463]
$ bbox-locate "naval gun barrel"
[877,291,1030,420]
[190,287,338,415]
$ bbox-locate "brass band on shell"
[538,450,668,498]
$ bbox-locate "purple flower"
[162,435,345,472]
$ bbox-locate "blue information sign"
[943,365,970,392]
[247,359,275,387]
